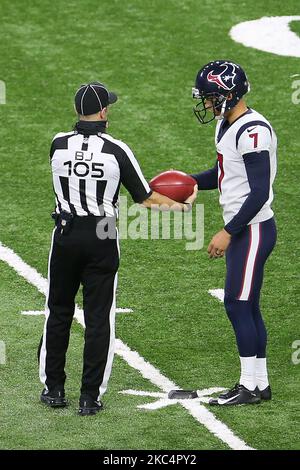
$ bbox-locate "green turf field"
[0,0,299,451]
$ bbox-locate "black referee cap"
[75,82,118,116]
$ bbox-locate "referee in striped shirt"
[38,81,197,416]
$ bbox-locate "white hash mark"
[120,388,226,410]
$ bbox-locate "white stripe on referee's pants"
[39,229,56,387]
[238,223,260,301]
[98,272,118,399]
[98,228,120,399]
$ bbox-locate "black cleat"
[168,390,198,399]
[209,384,261,406]
[218,383,240,400]
[78,396,103,416]
[40,388,67,408]
[256,385,272,401]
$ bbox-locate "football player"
[191,60,277,405]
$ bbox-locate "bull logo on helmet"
[207,63,237,91]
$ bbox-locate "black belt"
[52,211,113,234]
[73,216,116,231]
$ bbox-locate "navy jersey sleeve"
[224,151,271,235]
[191,160,218,190]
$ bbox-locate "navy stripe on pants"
[224,217,277,357]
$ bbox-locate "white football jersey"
[215,108,277,226]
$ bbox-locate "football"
[149,170,196,202]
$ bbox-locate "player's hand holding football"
[183,184,198,210]
[207,229,231,258]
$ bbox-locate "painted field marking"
[115,340,253,450]
[0,242,132,316]
[208,289,224,302]
[230,16,300,58]
[0,241,253,450]
[21,307,133,316]
[119,388,225,410]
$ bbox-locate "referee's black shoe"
[78,395,103,416]
[40,388,67,408]
[256,385,272,401]
[209,384,261,406]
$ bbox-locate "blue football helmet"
[192,60,250,124]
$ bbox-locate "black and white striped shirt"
[50,121,152,217]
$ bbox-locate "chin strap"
[215,98,227,120]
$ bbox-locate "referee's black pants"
[38,217,119,401]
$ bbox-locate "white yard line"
[0,242,132,316]
[0,243,48,295]
[21,311,46,316]
[0,241,253,450]
[208,289,224,302]
[116,340,253,450]
[21,307,133,316]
